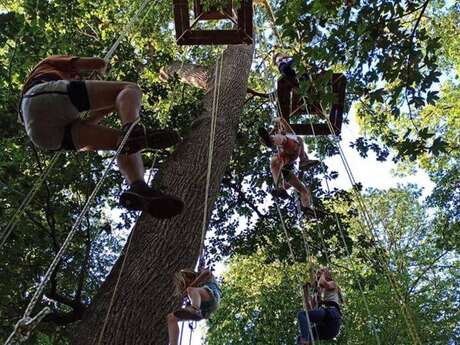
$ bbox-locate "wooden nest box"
[277,73,347,136]
[173,0,253,45]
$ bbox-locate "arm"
[188,270,212,288]
[318,273,337,291]
[74,57,107,73]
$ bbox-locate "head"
[316,267,333,281]
[173,269,197,296]
[273,52,289,66]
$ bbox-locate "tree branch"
[159,62,210,90]
[222,179,265,219]
[43,308,86,326]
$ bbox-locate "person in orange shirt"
[20,55,183,218]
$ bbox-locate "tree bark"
[72,44,253,345]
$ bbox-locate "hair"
[273,117,295,135]
[173,269,198,296]
[273,52,289,65]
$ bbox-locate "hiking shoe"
[119,123,181,154]
[271,188,290,199]
[258,127,273,148]
[119,181,184,219]
[299,159,320,171]
[174,306,203,321]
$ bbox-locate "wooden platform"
[173,0,253,45]
[276,73,346,135]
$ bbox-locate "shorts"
[21,80,90,151]
[200,282,221,319]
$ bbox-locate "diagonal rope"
[96,150,158,345]
[197,52,224,266]
[0,0,154,251]
[302,75,421,345]
[4,118,140,345]
[301,96,382,345]
[0,152,61,249]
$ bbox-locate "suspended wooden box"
[276,73,346,135]
[173,0,253,45]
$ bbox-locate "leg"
[287,174,311,208]
[73,81,142,150]
[167,313,180,345]
[271,155,284,188]
[298,309,327,344]
[297,136,320,171]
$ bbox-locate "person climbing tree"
[258,117,321,217]
[20,55,184,219]
[297,267,343,345]
[167,269,221,345]
[274,53,298,85]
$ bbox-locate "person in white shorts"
[21,55,184,218]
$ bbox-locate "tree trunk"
[72,44,253,345]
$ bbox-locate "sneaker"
[173,306,203,321]
[258,127,273,148]
[119,181,184,219]
[299,159,320,171]
[119,123,181,154]
[271,188,290,199]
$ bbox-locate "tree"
[207,186,460,345]
[72,44,254,345]
[0,0,457,344]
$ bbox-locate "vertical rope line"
[197,52,224,266]
[274,199,316,345]
[179,321,185,345]
[270,91,317,345]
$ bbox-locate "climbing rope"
[268,61,382,344]
[197,51,225,266]
[4,1,155,342]
[301,98,382,345]
[0,0,154,251]
[95,151,158,345]
[309,90,422,345]
[4,119,140,345]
